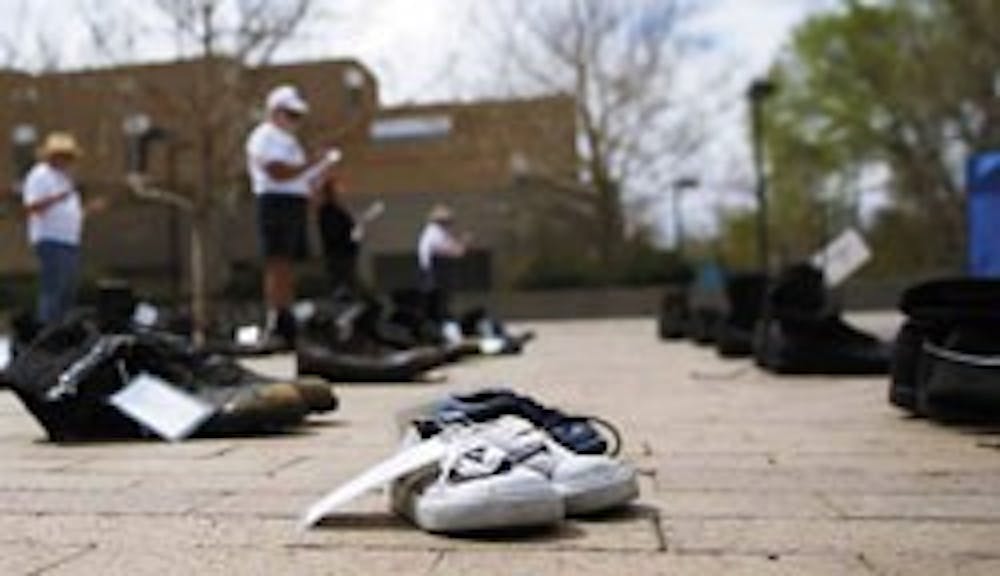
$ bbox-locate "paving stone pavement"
[1,316,999,575]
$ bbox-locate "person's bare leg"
[264,258,294,335]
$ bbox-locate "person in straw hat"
[22,132,105,324]
[417,204,471,323]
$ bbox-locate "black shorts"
[256,194,309,261]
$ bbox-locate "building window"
[370,115,453,144]
[343,66,367,111]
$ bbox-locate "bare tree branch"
[478,0,702,271]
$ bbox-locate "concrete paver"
[1,316,999,574]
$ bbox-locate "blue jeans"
[34,241,81,325]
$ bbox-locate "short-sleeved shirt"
[22,162,82,246]
[418,222,459,271]
[245,122,310,197]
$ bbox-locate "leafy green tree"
[722,0,1000,274]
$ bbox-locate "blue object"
[968,151,1000,277]
[431,389,615,455]
[34,240,81,325]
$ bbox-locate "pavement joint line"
[265,455,312,477]
[672,545,855,559]
[286,544,661,556]
[855,552,883,576]
[422,550,447,576]
[637,467,662,493]
[643,505,668,553]
[639,441,653,457]
[814,491,848,519]
[182,489,243,516]
[207,445,240,458]
[25,543,98,576]
[645,487,1000,496]
[831,514,1000,524]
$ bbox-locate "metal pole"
[752,100,769,272]
[672,181,684,255]
[672,177,698,258]
[749,80,775,273]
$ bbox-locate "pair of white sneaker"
[390,415,638,533]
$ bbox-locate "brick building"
[0,59,577,298]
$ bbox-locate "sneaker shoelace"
[438,437,511,485]
[428,419,554,484]
[486,393,625,457]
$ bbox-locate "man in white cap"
[417,204,471,323]
[22,132,105,324]
[246,84,340,346]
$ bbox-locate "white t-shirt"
[418,222,462,271]
[245,121,310,197]
[22,162,83,246]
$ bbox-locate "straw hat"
[428,204,455,223]
[38,132,84,159]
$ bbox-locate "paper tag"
[0,337,10,372]
[109,373,215,442]
[300,436,447,530]
[442,322,463,346]
[479,338,505,356]
[132,303,160,328]
[361,201,386,224]
[293,301,317,322]
[236,325,262,346]
[810,228,872,287]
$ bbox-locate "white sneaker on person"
[391,428,565,533]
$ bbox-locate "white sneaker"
[391,428,565,533]
[458,416,639,515]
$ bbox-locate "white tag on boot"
[811,228,872,287]
[236,325,262,346]
[132,303,160,328]
[109,373,215,442]
[0,337,10,372]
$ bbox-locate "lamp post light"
[748,78,777,273]
[123,113,172,175]
[672,176,699,257]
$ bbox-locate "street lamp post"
[672,177,699,257]
[748,78,777,273]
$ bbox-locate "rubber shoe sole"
[559,462,639,516]
[392,466,564,534]
[292,377,339,414]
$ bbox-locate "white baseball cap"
[266,85,310,115]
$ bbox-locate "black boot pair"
[5,311,337,442]
[753,264,890,375]
[295,298,453,383]
[891,278,1000,421]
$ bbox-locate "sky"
[317,0,836,106]
[0,0,839,242]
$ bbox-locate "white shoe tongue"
[477,417,550,461]
[299,437,447,530]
